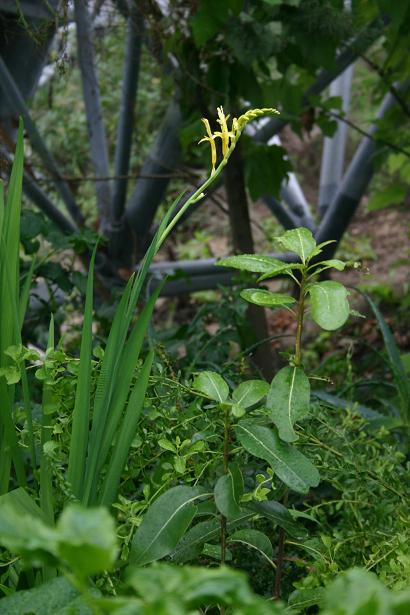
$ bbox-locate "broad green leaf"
[367,184,406,211]
[217,254,286,273]
[0,504,57,567]
[235,421,320,494]
[307,239,336,260]
[267,366,310,442]
[323,567,401,614]
[127,563,268,611]
[228,529,273,562]
[169,513,254,564]
[288,587,325,610]
[214,464,244,519]
[0,487,47,522]
[244,142,291,200]
[192,371,229,403]
[308,281,350,331]
[0,365,20,384]
[0,576,93,615]
[56,505,118,580]
[202,543,232,561]
[240,289,296,308]
[257,263,303,281]
[130,486,203,566]
[247,500,308,539]
[276,228,316,263]
[231,403,246,418]
[313,259,346,272]
[159,438,177,453]
[232,380,269,408]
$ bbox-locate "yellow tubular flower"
[198,117,217,174]
[198,107,280,176]
[215,106,234,157]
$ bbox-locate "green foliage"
[267,366,310,442]
[130,486,205,567]
[0,500,117,579]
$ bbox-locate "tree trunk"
[224,143,277,379]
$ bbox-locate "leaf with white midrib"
[235,422,319,494]
[130,487,207,566]
[267,366,310,442]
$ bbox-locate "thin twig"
[326,110,410,159]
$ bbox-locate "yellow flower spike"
[216,106,234,157]
[198,117,217,174]
[237,107,280,130]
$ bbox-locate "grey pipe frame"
[147,85,404,296]
[0,5,392,296]
[74,0,112,229]
[0,56,83,226]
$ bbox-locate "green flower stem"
[156,135,242,249]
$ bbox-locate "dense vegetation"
[0,1,409,614]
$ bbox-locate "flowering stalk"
[156,106,279,247]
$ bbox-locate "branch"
[326,110,410,159]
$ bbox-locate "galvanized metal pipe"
[74,0,111,226]
[0,56,83,225]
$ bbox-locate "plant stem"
[274,490,288,599]
[220,405,231,567]
[294,272,306,367]
[274,273,306,598]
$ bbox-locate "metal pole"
[124,100,182,247]
[318,64,354,217]
[112,8,143,222]
[74,0,111,227]
[315,89,400,257]
[0,56,83,225]
[22,175,78,235]
[254,17,387,144]
[318,0,354,218]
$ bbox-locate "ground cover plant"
[0,107,409,614]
